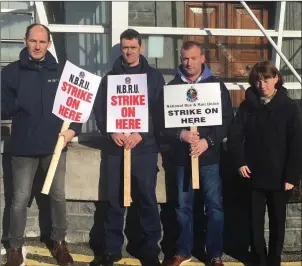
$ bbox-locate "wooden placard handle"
[124,133,131,206]
[190,126,200,189]
[41,121,70,195]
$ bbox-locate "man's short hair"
[181,41,204,55]
[25,23,51,41]
[120,29,142,46]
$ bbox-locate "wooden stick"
[41,121,71,195]
[190,126,200,189]
[124,133,131,206]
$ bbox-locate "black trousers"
[251,188,291,266]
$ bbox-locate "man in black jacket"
[92,29,165,266]
[1,24,82,266]
[161,41,233,266]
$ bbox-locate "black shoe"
[267,254,281,266]
[90,253,122,266]
[140,257,161,266]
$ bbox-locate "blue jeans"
[175,164,224,259]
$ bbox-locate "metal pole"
[275,1,286,69]
[241,1,301,84]
[34,1,58,62]
[0,6,3,264]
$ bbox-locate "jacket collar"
[245,86,288,111]
[176,64,213,84]
[19,47,58,71]
[112,54,150,74]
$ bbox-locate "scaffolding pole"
[34,1,58,62]
[274,1,286,70]
[241,1,301,83]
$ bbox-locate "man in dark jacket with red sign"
[160,41,233,266]
[93,29,165,266]
[1,24,82,266]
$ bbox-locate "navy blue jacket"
[227,86,302,190]
[1,48,82,156]
[159,65,234,166]
[93,55,165,156]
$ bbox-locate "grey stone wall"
[1,142,301,251]
[1,187,301,251]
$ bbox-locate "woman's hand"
[238,165,251,178]
[285,182,294,191]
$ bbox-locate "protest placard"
[107,74,149,206]
[164,83,222,128]
[164,83,222,189]
[52,61,101,123]
[42,61,102,195]
[107,74,149,133]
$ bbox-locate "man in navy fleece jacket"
[93,29,165,266]
[1,24,81,266]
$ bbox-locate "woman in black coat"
[227,60,302,266]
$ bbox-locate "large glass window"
[1,2,33,66]
[45,2,111,133]
[1,44,25,66]
[1,1,32,10]
[51,32,110,133]
[129,2,184,28]
[44,1,110,25]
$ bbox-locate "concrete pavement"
[1,239,301,266]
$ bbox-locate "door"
[185,2,272,107]
[184,2,227,79]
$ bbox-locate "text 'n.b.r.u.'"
[69,74,90,90]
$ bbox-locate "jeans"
[175,163,224,259]
[9,153,67,248]
[101,153,161,258]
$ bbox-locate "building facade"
[1,1,301,132]
[1,0,301,250]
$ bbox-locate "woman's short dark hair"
[248,60,284,88]
[120,29,142,46]
[25,23,51,41]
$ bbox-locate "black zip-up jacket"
[1,48,82,156]
[227,86,302,190]
[93,55,165,156]
[159,65,234,166]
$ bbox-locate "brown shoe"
[5,248,24,266]
[51,241,74,266]
[211,257,224,266]
[167,255,192,266]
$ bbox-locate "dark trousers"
[9,153,67,248]
[101,153,161,258]
[251,188,291,266]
